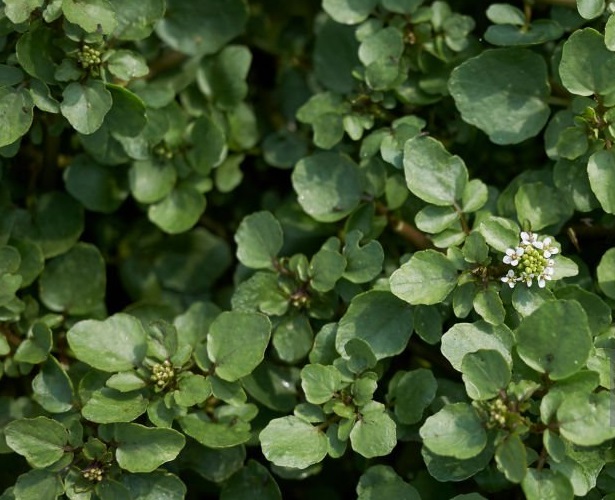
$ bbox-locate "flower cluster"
[77,45,102,69]
[500,232,558,289]
[82,465,104,482]
[150,360,175,388]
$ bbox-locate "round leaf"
[449,48,550,144]
[260,416,328,469]
[32,191,84,258]
[404,136,468,206]
[62,0,117,34]
[67,313,148,372]
[129,159,176,204]
[61,80,113,135]
[301,364,342,405]
[148,185,206,234]
[336,290,414,359]
[588,149,615,215]
[521,469,574,500]
[390,250,458,305]
[419,403,487,459]
[356,465,420,500]
[32,356,74,414]
[597,248,615,299]
[81,388,148,423]
[235,211,283,269]
[155,0,248,56]
[0,88,33,148]
[292,152,363,222]
[516,300,591,380]
[392,368,438,425]
[559,28,615,96]
[461,350,511,401]
[5,417,68,468]
[207,311,271,382]
[114,423,185,473]
[557,391,615,446]
[323,0,378,24]
[39,243,106,315]
[349,402,397,458]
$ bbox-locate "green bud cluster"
[520,245,548,275]
[78,45,102,69]
[154,143,174,161]
[82,466,104,482]
[151,360,174,388]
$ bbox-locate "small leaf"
[292,152,363,222]
[577,0,605,19]
[5,417,68,468]
[81,387,148,423]
[522,469,574,500]
[62,0,117,34]
[0,88,34,148]
[342,230,384,283]
[114,423,185,473]
[60,80,112,135]
[148,185,206,234]
[356,465,420,500]
[557,391,615,446]
[515,300,591,380]
[495,433,527,483]
[597,248,615,299]
[349,402,397,458]
[461,349,511,401]
[588,149,615,214]
[235,211,283,270]
[419,403,487,459]
[14,469,63,500]
[32,356,74,413]
[207,311,271,381]
[260,416,328,469]
[323,0,378,24]
[301,364,343,405]
[220,460,282,500]
[391,368,438,425]
[67,313,147,372]
[390,250,458,305]
[449,48,550,144]
[404,136,468,206]
[473,288,505,325]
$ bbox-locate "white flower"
[541,237,559,258]
[501,270,518,288]
[503,247,524,266]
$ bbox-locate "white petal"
[538,279,546,288]
[503,256,512,264]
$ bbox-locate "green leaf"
[272,314,313,364]
[359,27,404,89]
[449,48,550,144]
[484,21,564,47]
[323,0,378,24]
[62,0,117,34]
[155,0,248,56]
[61,80,113,135]
[81,387,148,423]
[32,356,74,413]
[381,0,423,14]
[514,182,569,230]
[419,403,487,459]
[220,460,282,500]
[0,88,34,148]
[106,50,149,81]
[64,155,128,213]
[478,216,520,253]
[557,391,615,446]
[414,305,443,344]
[421,443,494,483]
[415,206,458,234]
[486,4,526,25]
[16,26,60,84]
[119,471,186,499]
[129,159,176,204]
[553,157,599,213]
[207,311,271,381]
[108,0,166,41]
[555,285,611,335]
[522,469,574,500]
[577,0,605,19]
[597,248,615,299]
[292,152,363,222]
[336,290,413,359]
[189,114,227,175]
[559,28,615,96]
[301,364,343,405]
[104,84,146,138]
[473,288,505,326]
[495,433,526,483]
[3,0,44,23]
[461,349,511,401]
[32,191,84,258]
[441,321,514,371]
[242,362,298,413]
[114,423,185,473]
[391,368,437,425]
[390,250,458,305]
[148,185,206,234]
[260,416,328,469]
[309,248,346,292]
[39,243,106,314]
[357,465,420,500]
[67,313,147,372]
[512,285,554,317]
[106,371,148,393]
[342,230,384,283]
[349,401,397,458]
[515,300,591,380]
[179,412,251,448]
[197,45,251,110]
[588,149,615,214]
[235,211,283,270]
[5,417,68,468]
[314,20,360,94]
[173,373,211,407]
[14,322,52,364]
[404,136,468,206]
[13,469,63,500]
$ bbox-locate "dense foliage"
[1,0,615,498]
